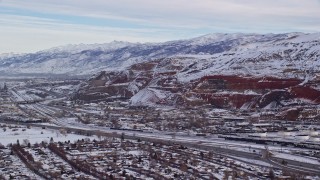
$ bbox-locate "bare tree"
[22,139,30,147]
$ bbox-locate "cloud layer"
[1,0,320,53]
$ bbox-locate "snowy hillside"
[1,33,319,76]
[74,54,320,111]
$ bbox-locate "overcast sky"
[1,0,320,54]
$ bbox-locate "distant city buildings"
[0,82,8,92]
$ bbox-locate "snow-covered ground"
[0,124,97,146]
[272,152,320,165]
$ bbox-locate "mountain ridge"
[1,32,319,77]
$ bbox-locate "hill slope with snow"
[1,33,319,77]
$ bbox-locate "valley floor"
[0,78,319,179]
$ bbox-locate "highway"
[2,116,320,176]
[7,88,320,176]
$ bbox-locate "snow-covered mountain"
[68,32,320,112]
[74,54,320,112]
[1,32,319,77]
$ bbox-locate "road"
[7,88,320,176]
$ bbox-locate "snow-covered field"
[0,123,97,146]
[273,152,320,165]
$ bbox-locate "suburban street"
[2,82,320,177]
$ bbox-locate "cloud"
[2,0,320,28]
[0,14,180,53]
[0,0,320,53]
[3,0,320,28]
